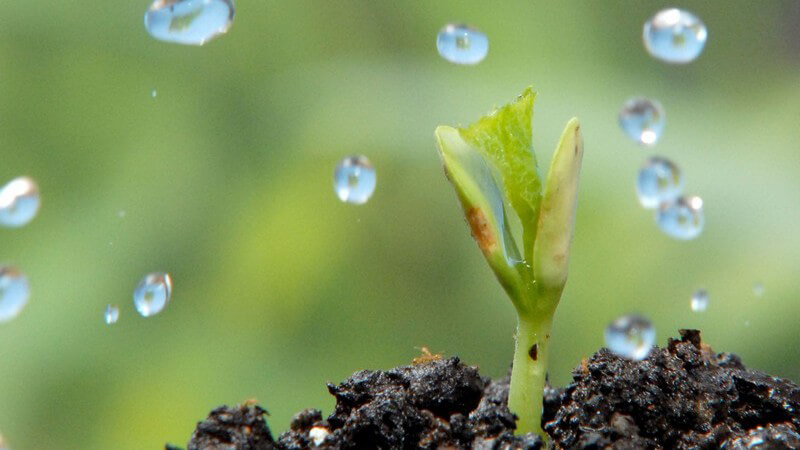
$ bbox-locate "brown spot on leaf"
[467,207,496,253]
[528,344,538,361]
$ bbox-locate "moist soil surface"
[175,330,800,449]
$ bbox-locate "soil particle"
[186,404,276,450]
[277,356,543,449]
[546,329,800,449]
[183,330,799,449]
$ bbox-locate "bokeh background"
[1,1,799,448]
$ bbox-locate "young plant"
[434,88,583,439]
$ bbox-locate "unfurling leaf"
[434,125,522,298]
[533,118,583,295]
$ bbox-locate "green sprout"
[434,87,583,439]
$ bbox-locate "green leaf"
[459,87,542,262]
[434,125,523,299]
[533,118,583,297]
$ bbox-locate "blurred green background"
[0,1,799,448]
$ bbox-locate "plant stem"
[508,313,553,439]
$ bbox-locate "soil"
[172,330,800,449]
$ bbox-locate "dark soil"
[174,330,800,449]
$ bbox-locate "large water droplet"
[334,156,376,205]
[104,304,120,325]
[636,156,683,208]
[643,8,707,64]
[133,272,172,317]
[691,289,708,312]
[436,24,488,65]
[144,0,234,46]
[604,314,655,360]
[619,98,665,146]
[656,195,704,240]
[0,266,30,323]
[0,176,40,228]
[753,282,765,297]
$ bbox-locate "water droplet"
[636,157,683,208]
[334,156,376,205]
[643,8,707,64]
[744,320,751,328]
[604,314,655,360]
[144,0,234,46]
[619,97,665,146]
[656,195,704,240]
[0,266,30,323]
[116,210,127,218]
[690,289,708,312]
[753,282,765,297]
[436,24,488,65]
[0,176,40,228]
[151,89,158,98]
[133,272,172,317]
[309,426,330,446]
[104,304,120,325]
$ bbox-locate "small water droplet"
[690,289,708,312]
[104,304,120,325]
[0,176,40,228]
[151,89,158,98]
[656,195,704,240]
[636,156,683,209]
[753,282,764,297]
[744,320,751,328]
[644,8,707,64]
[0,266,30,323]
[116,210,127,218]
[334,156,376,205]
[133,272,172,317]
[309,426,330,446]
[604,314,655,360]
[619,98,665,146]
[436,24,488,65]
[144,0,234,46]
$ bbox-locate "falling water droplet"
[133,272,172,317]
[753,282,765,297]
[0,176,40,228]
[656,195,704,240]
[604,314,655,360]
[334,156,376,205]
[0,266,30,323]
[619,98,665,146]
[104,304,120,325]
[643,8,707,64]
[144,0,234,46]
[691,289,708,312]
[636,157,683,208]
[151,89,158,98]
[436,24,488,65]
[116,210,127,218]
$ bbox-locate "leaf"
[434,125,523,298]
[533,118,583,296]
[459,88,542,260]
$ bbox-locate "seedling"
[434,88,583,439]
